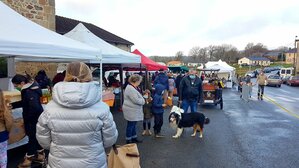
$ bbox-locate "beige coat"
[0,104,13,133]
[257,74,267,85]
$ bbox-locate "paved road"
[7,87,299,168]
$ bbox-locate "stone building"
[1,0,55,30]
[285,48,297,64]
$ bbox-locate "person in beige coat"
[36,62,118,168]
[256,71,268,100]
[0,89,13,168]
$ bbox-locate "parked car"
[266,75,282,87]
[245,71,255,78]
[287,76,299,86]
[263,67,272,73]
[280,68,294,79]
[282,76,291,84]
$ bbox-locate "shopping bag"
[166,97,173,106]
[108,144,140,168]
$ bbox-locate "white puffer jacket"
[36,82,118,168]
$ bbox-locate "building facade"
[238,56,270,66]
[1,0,55,30]
[285,48,297,64]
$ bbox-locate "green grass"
[230,62,294,76]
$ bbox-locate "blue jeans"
[182,99,197,113]
[126,121,137,140]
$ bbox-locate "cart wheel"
[220,99,223,110]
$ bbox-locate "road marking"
[263,95,299,119]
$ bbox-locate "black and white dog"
[169,106,210,138]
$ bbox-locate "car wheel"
[279,85,281,87]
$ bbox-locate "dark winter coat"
[143,98,153,119]
[12,82,43,121]
[154,73,169,90]
[179,75,203,101]
[152,84,164,114]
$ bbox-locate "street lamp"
[294,36,298,73]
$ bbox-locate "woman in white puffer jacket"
[36,62,118,168]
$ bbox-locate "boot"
[33,149,45,163]
[18,154,34,168]
[132,138,143,143]
[148,130,152,136]
[142,130,147,136]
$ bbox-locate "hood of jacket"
[52,82,101,109]
[155,84,164,95]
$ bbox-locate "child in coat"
[142,90,153,136]
[152,84,167,138]
[0,89,13,168]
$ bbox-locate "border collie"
[169,106,210,138]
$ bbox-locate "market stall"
[63,23,142,107]
[0,1,101,149]
[204,63,235,88]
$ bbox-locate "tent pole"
[119,64,124,111]
[7,56,16,78]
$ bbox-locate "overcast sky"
[56,0,299,56]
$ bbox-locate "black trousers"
[258,85,265,98]
[153,113,163,134]
[24,117,43,155]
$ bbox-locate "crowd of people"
[1,64,229,167]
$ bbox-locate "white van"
[280,68,294,78]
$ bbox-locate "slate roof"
[247,56,270,61]
[263,51,281,57]
[285,48,297,54]
[56,15,134,46]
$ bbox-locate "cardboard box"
[8,118,26,145]
[3,91,21,103]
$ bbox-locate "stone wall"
[1,0,55,31]
[16,62,58,80]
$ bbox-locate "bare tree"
[175,51,184,62]
[244,42,268,57]
[207,45,216,61]
[189,46,201,62]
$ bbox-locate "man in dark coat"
[179,69,202,113]
[154,69,169,103]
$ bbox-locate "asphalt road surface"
[7,86,299,168]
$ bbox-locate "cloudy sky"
[56,0,299,56]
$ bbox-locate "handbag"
[108,144,140,168]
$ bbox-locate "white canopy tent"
[0,2,100,61]
[64,23,141,64]
[205,63,235,88]
[206,60,235,71]
[0,2,102,90]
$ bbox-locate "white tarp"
[64,23,141,64]
[206,60,235,71]
[0,2,100,61]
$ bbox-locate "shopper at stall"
[11,74,45,167]
[0,89,13,168]
[52,70,66,86]
[35,70,52,89]
[36,62,118,168]
[154,69,169,103]
[122,74,145,144]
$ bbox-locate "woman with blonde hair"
[0,89,13,168]
[36,62,118,168]
[122,74,145,144]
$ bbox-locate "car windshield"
[269,76,280,79]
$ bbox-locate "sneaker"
[148,130,152,136]
[155,133,165,138]
[18,154,34,168]
[132,138,143,143]
[142,130,147,136]
[33,150,45,163]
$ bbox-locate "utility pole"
[294,36,298,75]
